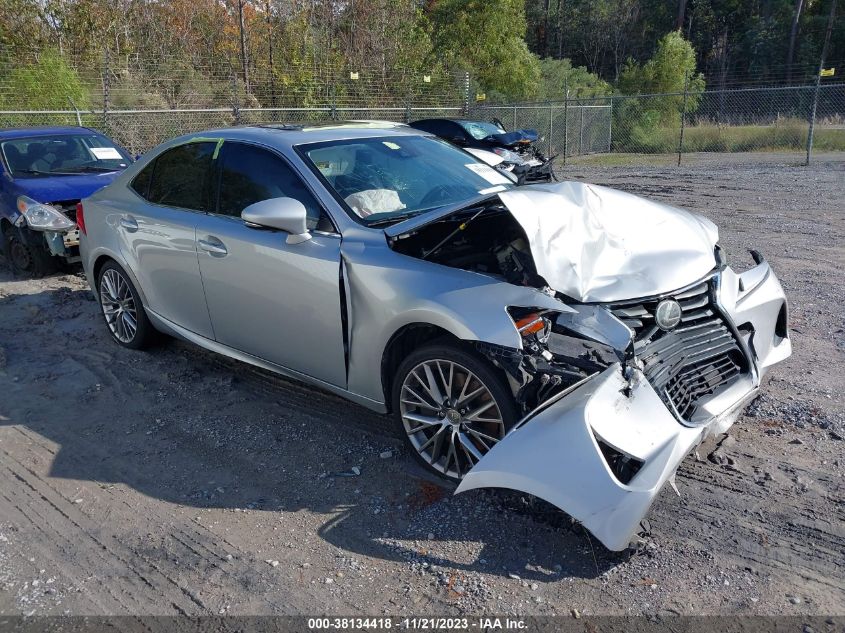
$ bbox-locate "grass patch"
[611,119,845,154]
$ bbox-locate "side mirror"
[241,197,312,245]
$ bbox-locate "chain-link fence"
[1,49,843,164]
[0,53,470,154]
[471,83,845,166]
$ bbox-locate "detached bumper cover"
[456,259,791,551]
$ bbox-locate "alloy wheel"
[399,359,506,479]
[99,268,139,343]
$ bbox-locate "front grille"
[608,278,747,423]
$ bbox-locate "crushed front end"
[458,257,791,551]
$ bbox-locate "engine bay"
[389,204,546,289]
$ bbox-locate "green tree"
[536,58,612,100]
[618,30,705,97]
[0,50,89,110]
[430,0,541,100]
[614,31,705,152]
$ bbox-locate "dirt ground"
[0,155,843,617]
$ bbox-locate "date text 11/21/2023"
[306,617,528,630]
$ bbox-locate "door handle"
[119,215,138,232]
[198,237,228,256]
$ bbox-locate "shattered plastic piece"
[668,473,680,497]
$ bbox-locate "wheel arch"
[380,323,457,413]
[89,250,151,308]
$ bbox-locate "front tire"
[97,261,156,349]
[3,226,57,277]
[392,343,518,482]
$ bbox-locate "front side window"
[144,142,215,211]
[215,143,330,231]
[0,133,131,177]
[299,135,514,226]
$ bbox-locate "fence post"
[330,80,338,121]
[101,48,110,132]
[678,70,690,166]
[806,0,837,165]
[512,105,517,130]
[578,105,584,156]
[608,96,613,153]
[462,72,470,116]
[68,98,83,127]
[548,102,554,156]
[562,81,568,166]
[230,74,241,124]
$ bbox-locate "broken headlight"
[16,196,76,232]
[503,308,613,411]
[492,147,525,165]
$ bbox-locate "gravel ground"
[0,155,843,617]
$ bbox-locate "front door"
[195,141,347,388]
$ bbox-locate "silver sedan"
[79,122,791,551]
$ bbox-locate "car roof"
[172,121,431,149]
[0,126,101,140]
[411,119,486,125]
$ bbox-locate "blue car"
[0,126,133,276]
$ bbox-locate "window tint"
[130,161,153,198]
[216,143,330,231]
[146,142,215,210]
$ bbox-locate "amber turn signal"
[515,313,545,336]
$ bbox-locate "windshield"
[459,121,506,140]
[299,135,514,226]
[1,133,131,177]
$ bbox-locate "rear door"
[119,142,215,338]
[194,141,347,387]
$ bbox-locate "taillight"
[76,202,86,235]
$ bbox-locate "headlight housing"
[16,196,76,232]
[492,147,525,165]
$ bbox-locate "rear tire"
[97,261,156,349]
[392,343,518,482]
[3,226,57,277]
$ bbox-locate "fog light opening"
[594,435,644,485]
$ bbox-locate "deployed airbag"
[345,189,406,218]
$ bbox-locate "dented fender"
[340,229,574,405]
[717,260,791,378]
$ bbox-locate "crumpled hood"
[484,128,539,148]
[498,181,719,303]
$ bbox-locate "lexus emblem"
[655,299,682,330]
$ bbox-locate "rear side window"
[215,142,332,231]
[135,142,215,210]
[130,162,153,198]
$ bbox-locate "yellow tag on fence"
[820,68,835,77]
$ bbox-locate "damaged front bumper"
[510,157,556,184]
[456,257,791,551]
